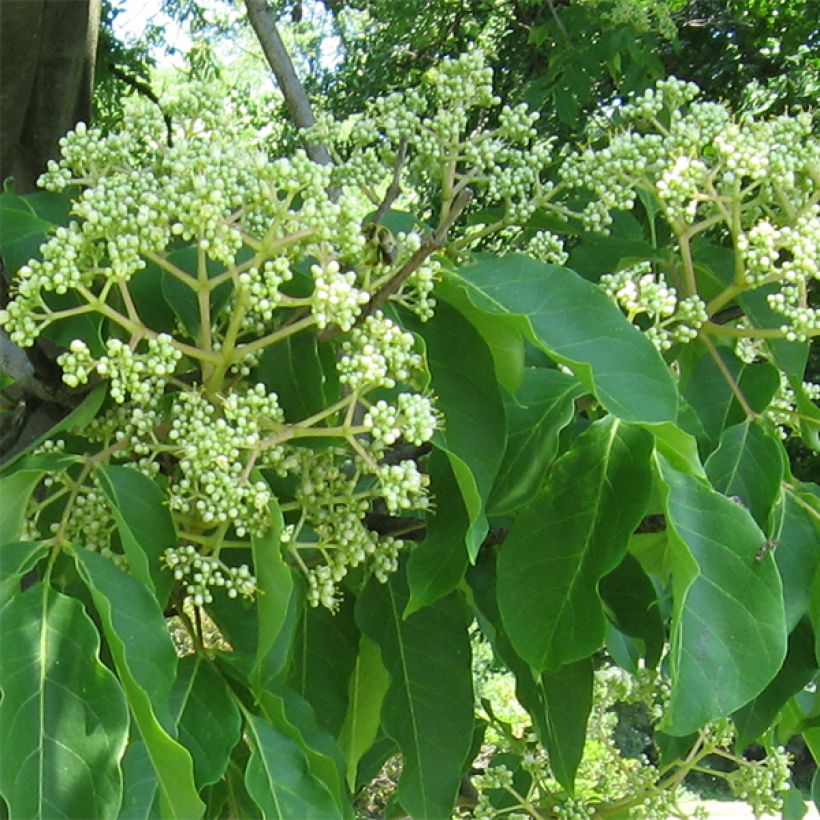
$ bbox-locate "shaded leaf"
[243,712,341,819]
[0,541,48,607]
[733,619,817,748]
[95,464,176,601]
[447,253,678,423]
[405,449,470,616]
[171,655,242,788]
[705,420,784,532]
[0,583,129,819]
[488,367,584,516]
[356,569,473,819]
[73,547,204,819]
[497,417,653,671]
[337,636,390,792]
[658,459,787,735]
[408,300,506,558]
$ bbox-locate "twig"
[371,139,408,224]
[244,0,332,167]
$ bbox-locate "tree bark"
[0,0,102,193]
[244,0,332,167]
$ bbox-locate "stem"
[675,226,698,297]
[144,250,199,288]
[701,335,757,419]
[703,321,788,339]
[234,313,317,358]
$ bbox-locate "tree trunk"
[0,0,102,193]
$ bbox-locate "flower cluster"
[726,747,792,817]
[600,263,707,350]
[162,545,257,606]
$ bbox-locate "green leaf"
[705,420,785,531]
[683,346,779,448]
[73,547,204,820]
[337,636,390,792]
[648,421,706,479]
[497,417,653,671]
[437,277,526,393]
[356,569,474,819]
[1,384,106,472]
[0,205,52,273]
[776,487,820,632]
[120,737,159,820]
[95,464,176,601]
[405,449,470,616]
[733,619,817,748]
[447,253,678,423]
[251,499,293,692]
[538,659,593,793]
[410,300,506,558]
[257,331,338,422]
[257,687,350,815]
[0,541,48,607]
[658,459,787,735]
[290,597,360,737]
[488,368,584,515]
[243,712,341,819]
[0,582,129,819]
[171,654,242,788]
[0,469,45,544]
[599,553,665,667]
[468,554,591,792]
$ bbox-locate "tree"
[0,3,818,818]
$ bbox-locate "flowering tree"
[0,41,818,820]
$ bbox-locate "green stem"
[701,335,757,418]
[144,250,199,288]
[233,313,317,358]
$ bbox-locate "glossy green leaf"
[243,712,341,819]
[337,636,390,792]
[120,737,158,820]
[405,449,470,616]
[410,300,506,558]
[290,597,360,737]
[469,554,591,792]
[775,487,820,632]
[705,420,784,532]
[488,368,584,515]
[497,417,653,671]
[658,459,787,735]
[437,277,525,393]
[447,253,678,423]
[171,654,242,788]
[0,583,129,819]
[0,540,48,607]
[95,464,176,601]
[257,686,350,814]
[733,619,817,748]
[600,553,665,667]
[356,570,474,819]
[0,205,52,273]
[257,331,338,422]
[539,659,593,793]
[251,498,292,691]
[73,547,204,820]
[0,469,45,544]
[683,346,779,448]
[648,421,706,479]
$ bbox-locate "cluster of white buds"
[599,264,707,350]
[162,545,257,606]
[309,259,370,331]
[167,386,283,535]
[238,257,294,330]
[726,748,791,817]
[57,334,181,404]
[362,393,437,448]
[338,312,422,390]
[378,460,430,512]
[526,231,569,266]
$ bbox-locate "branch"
[244,0,332,167]
[371,138,408,224]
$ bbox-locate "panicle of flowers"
[162,544,257,606]
[599,263,707,350]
